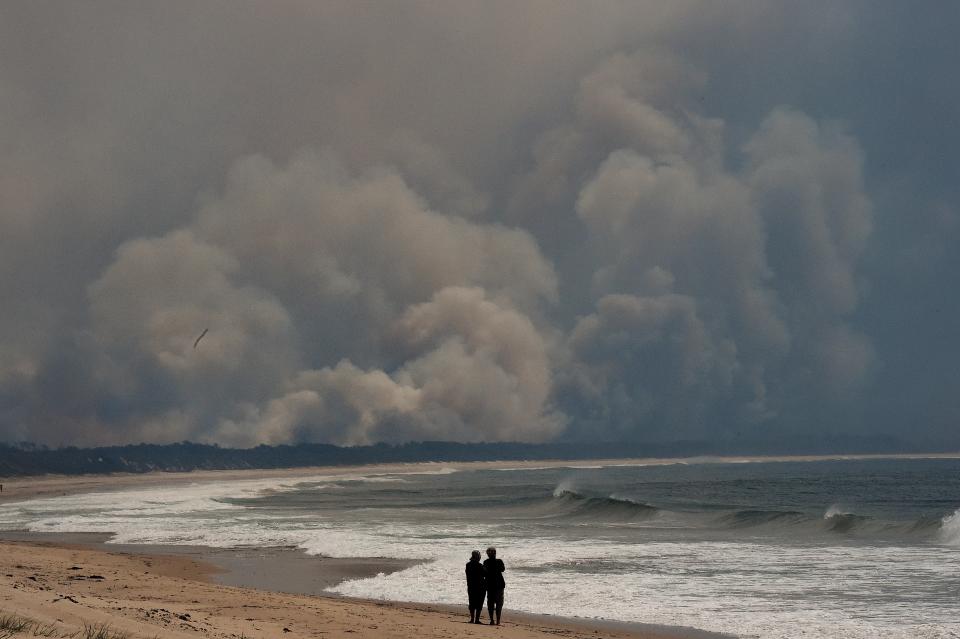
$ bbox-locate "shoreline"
[0,533,728,639]
[0,532,425,594]
[3,451,959,506]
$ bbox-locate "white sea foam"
[941,509,960,546]
[405,466,459,476]
[823,504,852,518]
[333,539,960,639]
[552,479,577,498]
[337,476,408,483]
[0,469,433,545]
[299,522,503,559]
[0,464,473,548]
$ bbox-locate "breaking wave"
[545,484,959,541]
[550,488,659,521]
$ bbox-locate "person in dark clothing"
[483,546,505,625]
[465,550,486,623]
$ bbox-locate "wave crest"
[550,487,659,520]
[718,509,808,528]
[823,513,871,532]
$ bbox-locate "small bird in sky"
[193,328,209,349]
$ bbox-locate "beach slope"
[0,540,687,639]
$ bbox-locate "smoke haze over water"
[1,2,958,447]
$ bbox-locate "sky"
[1,1,958,448]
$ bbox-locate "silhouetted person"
[465,550,486,623]
[483,546,505,625]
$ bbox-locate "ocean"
[2,457,959,638]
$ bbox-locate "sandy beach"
[3,455,957,638]
[0,537,718,639]
[0,464,741,639]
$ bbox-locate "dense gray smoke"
[1,2,957,446]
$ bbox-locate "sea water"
[1,457,959,638]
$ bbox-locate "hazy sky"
[1,2,957,447]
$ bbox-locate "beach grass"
[0,614,132,639]
[0,613,33,637]
[80,623,128,639]
[0,613,60,637]
[29,622,59,637]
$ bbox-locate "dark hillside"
[0,435,928,477]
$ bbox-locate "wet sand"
[0,532,422,594]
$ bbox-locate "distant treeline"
[0,434,941,477]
